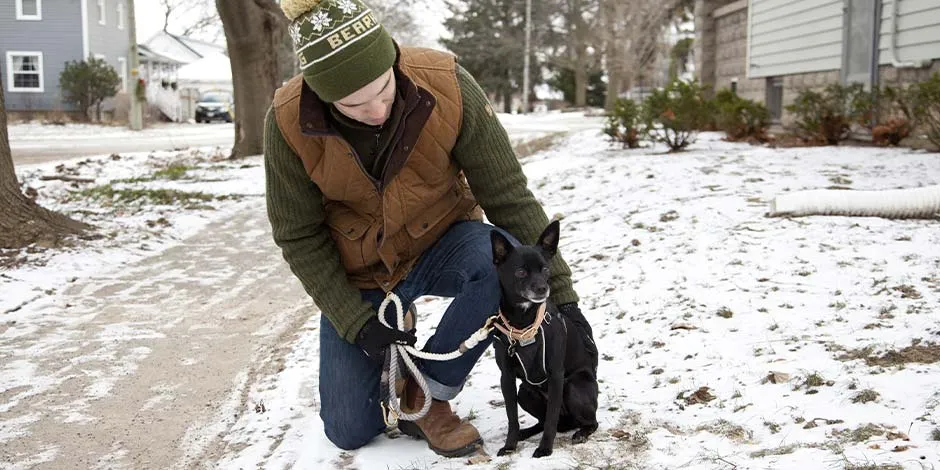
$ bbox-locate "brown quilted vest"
[272,47,483,291]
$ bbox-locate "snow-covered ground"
[3,115,940,469]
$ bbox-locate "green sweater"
[264,63,579,343]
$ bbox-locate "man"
[265,0,593,458]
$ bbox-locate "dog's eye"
[542,266,550,275]
[514,268,527,278]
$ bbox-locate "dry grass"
[837,340,940,367]
[695,419,752,443]
[851,389,880,404]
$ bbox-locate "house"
[138,31,232,122]
[1,0,131,118]
[695,0,940,123]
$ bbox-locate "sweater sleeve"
[450,64,579,306]
[264,107,375,343]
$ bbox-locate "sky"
[133,0,450,47]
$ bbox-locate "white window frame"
[117,57,127,92]
[97,0,106,25]
[6,51,44,93]
[15,0,42,20]
[116,2,125,30]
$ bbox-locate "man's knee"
[322,412,383,450]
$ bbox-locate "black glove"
[558,302,597,357]
[355,316,417,360]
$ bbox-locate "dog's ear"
[536,220,560,258]
[491,230,513,265]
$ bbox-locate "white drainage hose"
[768,185,940,219]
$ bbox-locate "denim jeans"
[318,220,519,450]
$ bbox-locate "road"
[9,123,235,165]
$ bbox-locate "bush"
[642,80,711,151]
[59,57,121,122]
[603,98,643,148]
[714,89,771,141]
[888,73,940,150]
[785,83,868,145]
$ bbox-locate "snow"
[4,114,940,469]
[177,54,233,83]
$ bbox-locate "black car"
[195,91,234,123]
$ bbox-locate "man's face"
[333,68,396,126]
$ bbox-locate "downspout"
[889,0,930,68]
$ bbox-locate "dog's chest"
[496,326,549,386]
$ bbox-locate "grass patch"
[837,340,940,367]
[749,444,799,458]
[843,463,903,470]
[695,419,752,443]
[153,163,192,180]
[851,389,880,404]
[75,185,235,206]
[716,307,733,319]
[833,423,887,443]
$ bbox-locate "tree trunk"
[216,0,288,158]
[0,76,88,250]
[574,65,588,107]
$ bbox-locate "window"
[97,0,106,25]
[765,77,783,123]
[117,57,127,92]
[116,2,125,29]
[15,0,42,20]
[6,52,44,92]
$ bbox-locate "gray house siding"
[878,0,940,67]
[746,0,844,78]
[0,0,84,111]
[86,0,130,93]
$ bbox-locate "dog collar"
[494,303,547,343]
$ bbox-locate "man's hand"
[355,316,417,360]
[558,302,597,358]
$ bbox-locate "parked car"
[195,91,234,123]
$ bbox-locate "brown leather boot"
[397,377,483,457]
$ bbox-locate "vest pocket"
[325,211,373,272]
[405,184,463,239]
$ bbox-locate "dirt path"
[0,198,311,469]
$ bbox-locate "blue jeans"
[318,220,518,450]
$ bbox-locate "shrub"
[714,89,770,142]
[642,80,710,151]
[888,73,940,150]
[59,57,121,122]
[603,98,643,148]
[785,83,867,145]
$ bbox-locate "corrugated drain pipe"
[767,185,940,219]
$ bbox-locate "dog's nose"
[534,286,548,296]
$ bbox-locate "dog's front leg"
[497,367,520,456]
[533,371,564,458]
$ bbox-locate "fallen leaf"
[671,323,697,331]
[610,429,628,439]
[892,445,912,452]
[886,431,910,441]
[869,444,881,450]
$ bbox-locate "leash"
[378,292,499,426]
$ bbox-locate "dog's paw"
[532,447,552,458]
[572,430,591,444]
[497,445,516,456]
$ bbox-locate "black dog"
[490,221,598,458]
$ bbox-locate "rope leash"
[378,292,499,426]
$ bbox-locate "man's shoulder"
[399,47,457,71]
[273,75,305,108]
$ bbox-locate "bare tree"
[371,0,427,46]
[547,0,601,107]
[160,0,223,43]
[216,0,289,157]
[0,76,88,251]
[599,0,678,109]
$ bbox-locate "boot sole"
[398,420,483,458]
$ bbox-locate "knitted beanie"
[282,0,396,102]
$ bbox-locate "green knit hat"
[282,0,396,102]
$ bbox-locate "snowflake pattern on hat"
[289,0,366,51]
